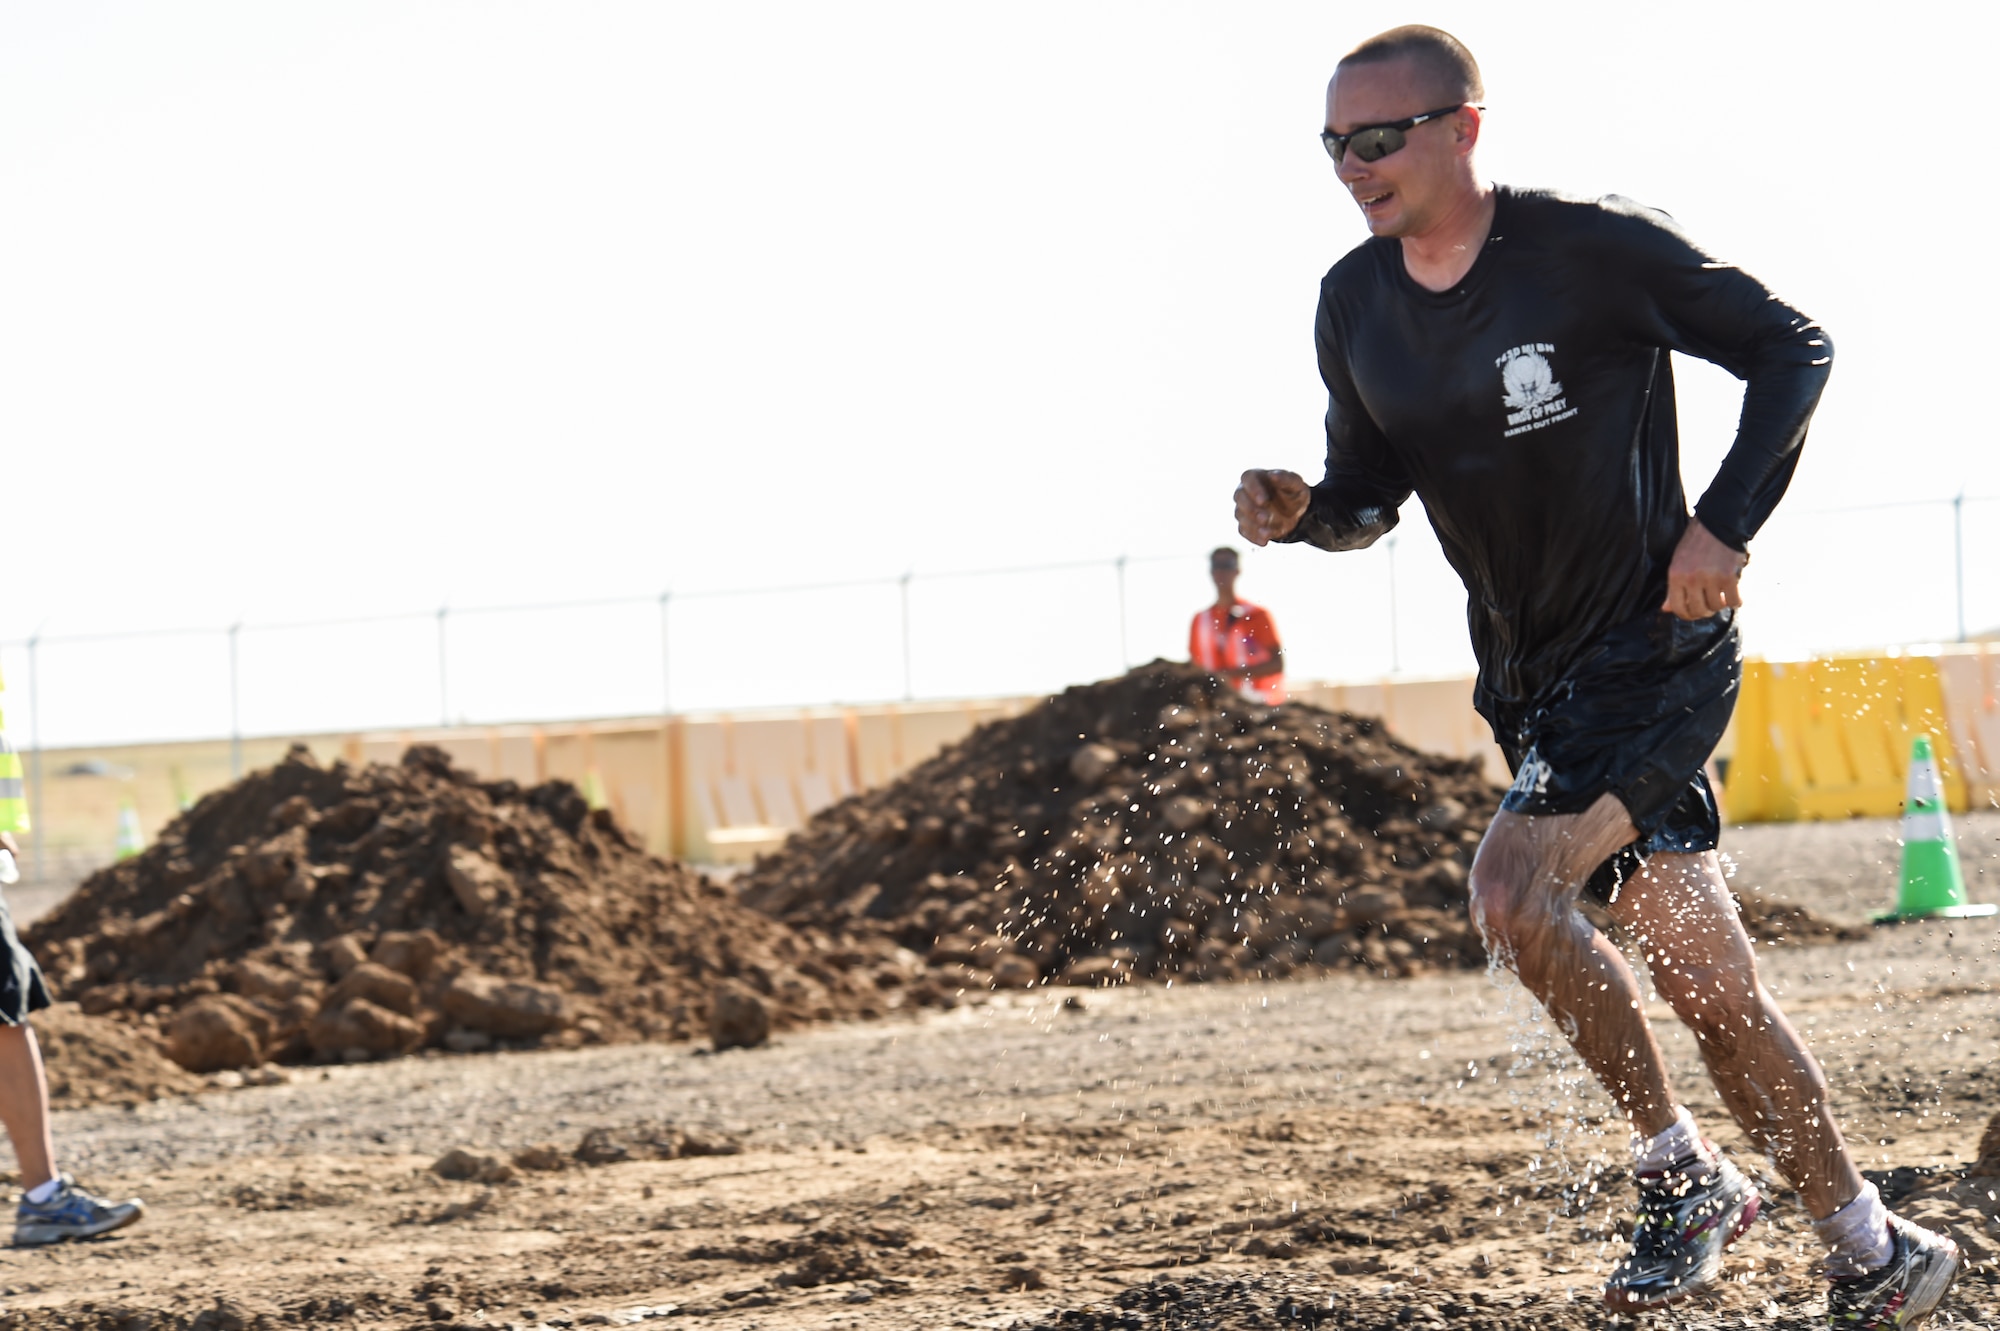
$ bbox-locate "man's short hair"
[1210,546,1240,568]
[1337,25,1483,105]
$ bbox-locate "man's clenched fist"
[1235,469,1311,546]
[1662,517,1748,621]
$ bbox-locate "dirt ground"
[3,812,1999,1329]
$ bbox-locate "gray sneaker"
[14,1175,145,1246]
[1602,1151,1761,1309]
[1826,1214,1960,1328]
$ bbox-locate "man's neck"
[1400,180,1497,293]
[1213,595,1240,613]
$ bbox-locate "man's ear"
[1454,104,1483,155]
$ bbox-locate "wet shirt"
[1282,186,1831,711]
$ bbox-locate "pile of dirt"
[740,663,1857,988]
[25,746,907,1074]
[739,663,1500,985]
[32,1003,205,1108]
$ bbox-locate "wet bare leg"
[1606,851,1862,1220]
[0,1023,55,1191]
[1468,794,1678,1137]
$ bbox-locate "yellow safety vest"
[0,671,24,834]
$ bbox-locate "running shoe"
[1825,1214,1960,1329]
[1602,1151,1760,1309]
[14,1175,144,1246]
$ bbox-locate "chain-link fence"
[1,493,1993,762]
[1,553,1237,754]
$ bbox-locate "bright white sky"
[3,2,1997,746]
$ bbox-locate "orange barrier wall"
[11,679,1493,872]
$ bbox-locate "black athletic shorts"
[0,892,51,1027]
[1478,608,1740,905]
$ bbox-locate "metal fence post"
[1387,536,1401,675]
[24,635,42,883]
[900,572,913,702]
[1116,554,1129,671]
[1954,491,1966,643]
[437,606,450,727]
[658,591,672,714]
[228,622,243,779]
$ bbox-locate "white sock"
[1632,1106,1709,1175]
[23,1177,61,1205]
[1814,1181,1894,1280]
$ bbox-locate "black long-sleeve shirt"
[1282,185,1831,710]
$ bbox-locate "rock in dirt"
[575,1123,676,1165]
[990,953,1039,988]
[678,1129,743,1158]
[431,1147,517,1184]
[739,662,1860,985]
[231,957,321,1004]
[512,1142,570,1172]
[322,933,369,977]
[165,993,271,1073]
[308,995,424,1059]
[1059,955,1130,987]
[444,846,510,919]
[33,1002,205,1108]
[370,928,441,979]
[443,969,565,1038]
[325,961,419,1016]
[504,1122,747,1168]
[26,744,893,1069]
[190,1295,283,1331]
[1343,885,1405,927]
[709,980,771,1050]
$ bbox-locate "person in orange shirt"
[1188,547,1286,703]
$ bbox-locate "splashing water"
[1482,944,1622,1257]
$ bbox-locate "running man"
[1235,25,1960,1323]
[1189,546,1287,703]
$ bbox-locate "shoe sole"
[1601,1187,1761,1311]
[1893,1237,1963,1329]
[13,1203,144,1247]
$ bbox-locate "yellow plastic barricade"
[1727,654,1968,821]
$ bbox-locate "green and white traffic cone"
[114,801,145,861]
[1874,734,1996,923]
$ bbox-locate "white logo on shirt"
[1508,748,1553,799]
[1496,343,1579,437]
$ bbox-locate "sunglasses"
[1321,104,1474,164]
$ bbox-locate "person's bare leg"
[1468,793,1678,1137]
[1606,851,1863,1219]
[0,1024,56,1191]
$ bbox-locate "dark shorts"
[0,893,50,1027]
[1478,609,1740,905]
